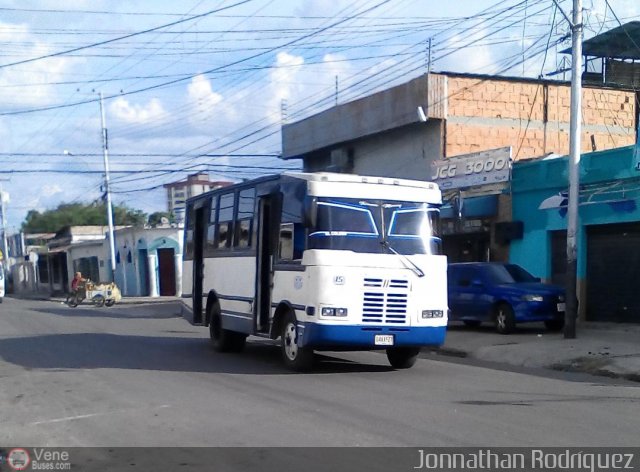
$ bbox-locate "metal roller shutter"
[586,223,640,322]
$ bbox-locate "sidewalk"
[437,321,640,382]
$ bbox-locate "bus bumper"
[298,322,446,350]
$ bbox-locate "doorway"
[192,206,206,324]
[255,194,280,333]
[157,248,176,296]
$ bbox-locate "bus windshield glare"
[308,197,441,255]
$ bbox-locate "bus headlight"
[522,294,544,302]
[321,307,348,317]
[422,310,444,318]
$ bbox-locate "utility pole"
[565,0,583,339]
[0,182,8,264]
[99,92,117,283]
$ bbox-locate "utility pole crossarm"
[551,0,574,28]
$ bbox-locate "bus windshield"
[308,197,441,255]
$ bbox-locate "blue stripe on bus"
[298,322,446,349]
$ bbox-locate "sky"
[0,0,639,233]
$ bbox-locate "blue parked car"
[447,262,565,334]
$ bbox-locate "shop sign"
[431,147,511,189]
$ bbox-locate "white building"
[163,172,232,223]
[111,226,183,297]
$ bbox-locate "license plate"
[557,303,566,312]
[374,334,394,346]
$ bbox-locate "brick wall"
[443,75,636,159]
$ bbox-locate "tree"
[147,211,174,227]
[22,202,147,233]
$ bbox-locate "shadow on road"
[32,306,181,320]
[0,333,393,375]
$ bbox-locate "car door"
[466,266,494,320]
[448,266,476,319]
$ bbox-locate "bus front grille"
[362,279,409,324]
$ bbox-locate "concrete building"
[112,226,183,298]
[281,72,636,262]
[41,226,118,294]
[163,172,232,223]
[7,233,55,296]
[511,145,640,323]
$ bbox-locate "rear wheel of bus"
[208,303,246,353]
[386,347,420,369]
[281,312,313,372]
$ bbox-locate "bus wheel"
[209,309,246,353]
[386,347,420,369]
[281,313,313,372]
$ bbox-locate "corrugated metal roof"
[563,21,640,60]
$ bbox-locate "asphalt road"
[1,297,639,447]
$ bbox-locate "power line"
[0,0,394,116]
[0,0,257,70]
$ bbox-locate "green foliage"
[22,202,147,233]
[147,211,174,227]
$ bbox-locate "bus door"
[255,193,281,333]
[192,204,207,325]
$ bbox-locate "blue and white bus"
[181,172,447,371]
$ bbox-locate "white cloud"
[110,97,166,125]
[0,21,76,108]
[187,74,223,110]
[41,184,63,198]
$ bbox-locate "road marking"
[30,405,170,426]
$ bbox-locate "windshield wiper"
[381,240,425,278]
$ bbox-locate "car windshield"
[484,264,538,284]
[308,197,441,255]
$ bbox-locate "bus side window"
[206,196,218,252]
[235,187,255,249]
[217,193,234,249]
[184,203,195,259]
[278,223,304,262]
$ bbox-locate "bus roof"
[185,171,441,204]
[282,171,439,191]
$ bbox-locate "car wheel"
[463,320,482,328]
[544,318,564,331]
[209,304,246,353]
[386,347,421,369]
[281,312,313,372]
[495,303,515,334]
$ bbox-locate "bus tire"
[281,312,313,372]
[209,308,246,353]
[386,347,420,369]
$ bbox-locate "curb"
[549,359,640,383]
[425,346,469,358]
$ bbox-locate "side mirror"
[534,277,542,282]
[304,197,317,227]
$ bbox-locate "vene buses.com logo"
[7,448,30,471]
